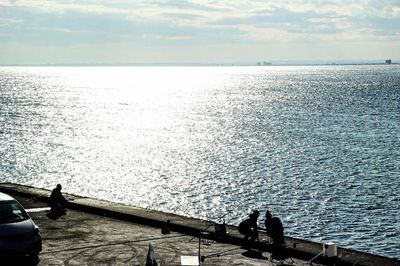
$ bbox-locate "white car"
[0,192,42,257]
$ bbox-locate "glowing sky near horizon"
[1,0,399,64]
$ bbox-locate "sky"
[0,0,399,65]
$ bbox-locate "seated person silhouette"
[47,184,67,220]
[265,210,285,246]
[238,210,260,243]
[161,219,171,234]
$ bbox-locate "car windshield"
[0,200,30,223]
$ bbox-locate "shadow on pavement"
[241,249,268,260]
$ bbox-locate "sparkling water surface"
[1,66,399,258]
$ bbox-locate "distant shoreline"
[1,62,399,67]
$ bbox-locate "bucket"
[214,223,227,235]
[323,242,337,257]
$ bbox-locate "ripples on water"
[0,66,399,258]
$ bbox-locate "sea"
[0,65,399,259]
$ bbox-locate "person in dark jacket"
[264,210,285,246]
[47,184,67,219]
[238,210,260,242]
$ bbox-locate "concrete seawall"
[1,183,398,266]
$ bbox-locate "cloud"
[3,0,126,14]
[0,17,23,27]
[1,0,399,64]
[4,1,399,33]
[208,1,400,41]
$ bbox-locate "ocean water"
[0,65,399,258]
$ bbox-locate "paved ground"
[4,193,321,266]
[1,183,398,266]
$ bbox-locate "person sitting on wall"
[238,210,260,243]
[161,219,171,234]
[47,184,67,220]
[264,210,285,246]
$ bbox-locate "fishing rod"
[203,246,242,259]
[24,191,76,203]
[188,209,235,242]
[188,200,271,242]
[24,192,49,202]
[217,209,234,222]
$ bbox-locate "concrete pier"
[0,183,398,266]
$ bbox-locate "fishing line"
[188,209,234,242]
[24,192,49,202]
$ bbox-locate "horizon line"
[0,59,398,67]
